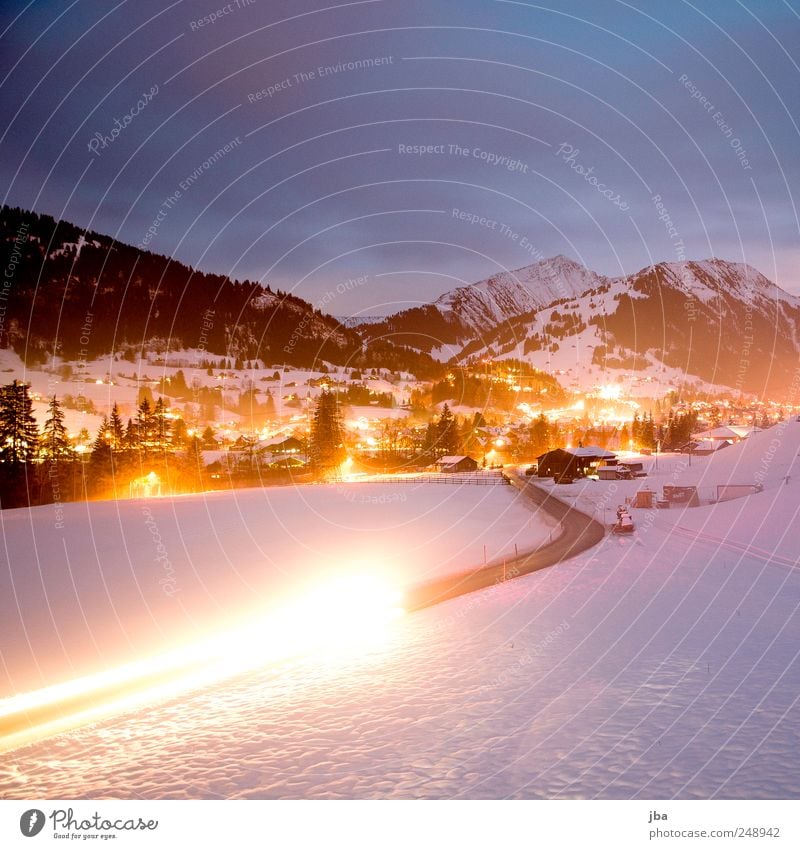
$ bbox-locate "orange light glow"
[0,573,404,752]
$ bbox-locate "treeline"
[0,206,444,378]
[0,380,210,508]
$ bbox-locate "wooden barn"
[437,455,479,473]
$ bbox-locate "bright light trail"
[0,573,404,752]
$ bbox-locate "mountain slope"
[358,255,608,354]
[0,206,440,376]
[363,256,800,398]
[434,254,608,331]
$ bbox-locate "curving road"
[404,472,606,612]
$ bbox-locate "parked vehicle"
[524,464,537,476]
[613,505,635,533]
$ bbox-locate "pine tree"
[631,414,641,447]
[90,416,113,475]
[183,436,205,492]
[529,413,550,456]
[435,403,459,457]
[109,403,125,450]
[641,413,657,450]
[422,421,438,458]
[309,389,345,477]
[0,380,39,465]
[41,395,71,461]
[264,390,276,420]
[201,425,217,448]
[171,417,188,448]
[136,398,156,454]
[153,397,171,450]
[125,418,138,450]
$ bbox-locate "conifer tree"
[435,403,460,457]
[153,397,171,450]
[41,395,71,461]
[0,380,39,465]
[90,416,113,475]
[422,421,438,458]
[125,418,138,450]
[309,389,345,476]
[136,398,156,454]
[529,413,550,456]
[109,402,125,450]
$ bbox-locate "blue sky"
[1,0,799,314]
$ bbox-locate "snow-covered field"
[0,480,554,701]
[1,423,798,799]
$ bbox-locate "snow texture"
[1,423,799,799]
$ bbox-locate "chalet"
[256,435,304,455]
[537,445,616,480]
[692,439,732,456]
[437,455,479,473]
[691,425,758,454]
[691,425,756,443]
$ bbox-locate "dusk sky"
[1,0,799,315]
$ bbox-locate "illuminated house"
[536,446,616,480]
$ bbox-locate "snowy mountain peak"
[633,259,799,308]
[434,255,608,332]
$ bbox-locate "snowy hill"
[2,421,799,798]
[365,256,800,398]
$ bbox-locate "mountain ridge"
[357,255,800,398]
